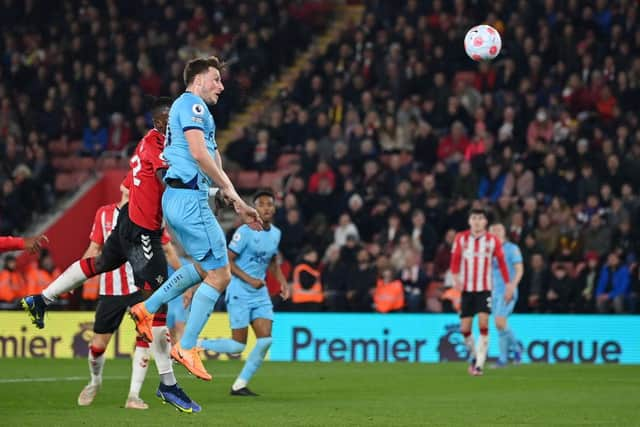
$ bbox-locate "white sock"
[150,325,176,386]
[476,334,489,369]
[464,334,476,360]
[129,345,150,398]
[42,261,89,303]
[88,349,105,386]
[232,378,248,391]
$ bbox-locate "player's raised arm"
[0,235,48,253]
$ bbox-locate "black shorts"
[93,292,146,334]
[99,203,168,291]
[460,291,492,318]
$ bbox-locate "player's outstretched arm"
[185,130,262,229]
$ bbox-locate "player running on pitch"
[198,189,290,396]
[129,56,262,384]
[450,208,511,376]
[22,98,200,413]
[488,223,523,367]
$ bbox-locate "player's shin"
[88,345,106,386]
[42,259,94,303]
[150,315,177,386]
[145,263,201,313]
[234,337,272,390]
[180,283,220,350]
[198,338,245,354]
[498,329,509,364]
[463,331,476,360]
[476,328,489,369]
[129,338,150,399]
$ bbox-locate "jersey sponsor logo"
[192,104,204,115]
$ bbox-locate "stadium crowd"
[229,0,640,314]
[0,0,331,233]
[2,0,640,314]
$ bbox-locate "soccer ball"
[464,25,501,61]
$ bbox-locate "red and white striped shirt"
[450,230,510,292]
[89,204,138,296]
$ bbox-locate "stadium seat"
[68,140,84,154]
[96,157,118,170]
[276,154,300,170]
[259,171,284,192]
[236,171,261,190]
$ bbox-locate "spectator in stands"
[596,251,631,314]
[478,162,506,203]
[400,250,428,312]
[437,121,468,166]
[0,255,24,306]
[524,253,549,313]
[546,264,572,313]
[373,266,405,314]
[583,214,613,257]
[333,213,359,248]
[82,116,108,157]
[107,112,131,153]
[572,251,600,313]
[346,248,376,312]
[322,244,348,312]
[291,247,324,312]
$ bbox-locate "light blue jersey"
[164,92,216,190]
[226,224,281,329]
[160,91,228,270]
[492,241,522,294]
[492,241,522,317]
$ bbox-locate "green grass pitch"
[1,359,638,426]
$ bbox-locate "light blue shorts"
[492,291,518,318]
[162,187,228,271]
[225,281,273,330]
[167,294,189,328]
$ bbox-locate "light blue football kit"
[491,241,523,364]
[143,91,226,350]
[491,241,522,317]
[226,224,281,329]
[199,224,281,390]
[166,258,191,329]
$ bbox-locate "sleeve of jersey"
[0,236,25,252]
[89,210,104,244]
[511,245,523,264]
[179,99,206,133]
[228,228,247,255]
[146,139,169,173]
[450,234,462,275]
[123,170,133,190]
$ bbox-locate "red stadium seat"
[235,171,260,190]
[97,157,119,170]
[54,173,75,192]
[259,171,284,191]
[276,154,300,170]
[68,140,84,154]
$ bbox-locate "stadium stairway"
[216,2,364,174]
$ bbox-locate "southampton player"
[198,189,290,396]
[488,223,523,367]
[450,208,510,376]
[22,98,200,412]
[77,182,181,409]
[130,56,262,383]
[0,235,48,253]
